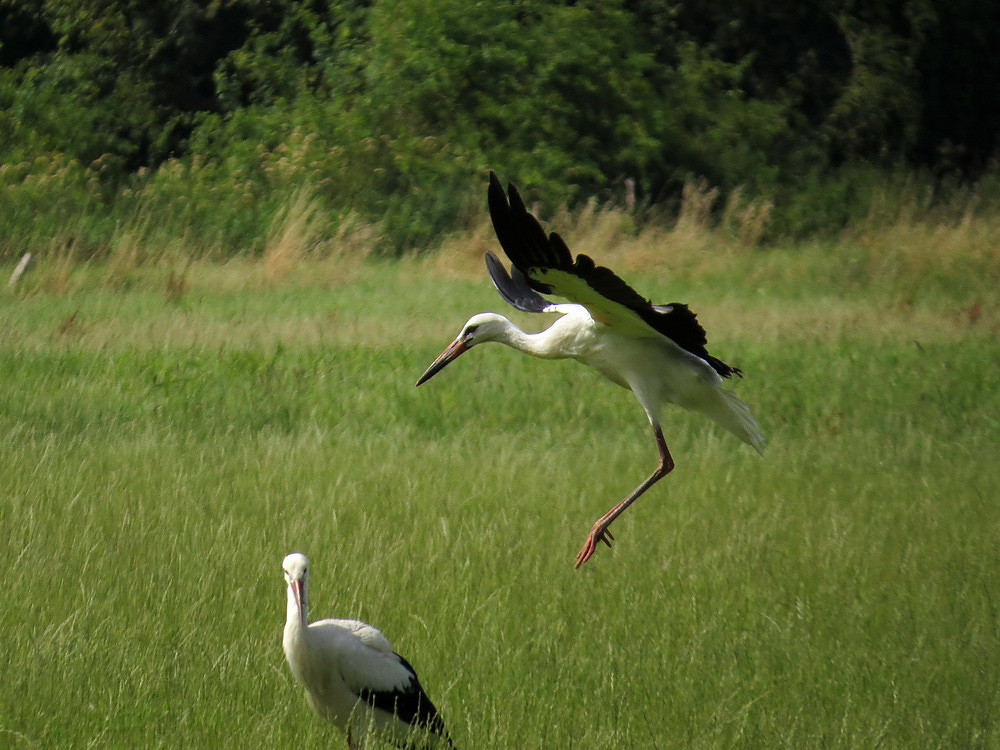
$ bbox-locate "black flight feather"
[487,172,741,379]
[485,250,551,313]
[357,654,454,748]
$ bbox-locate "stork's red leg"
[574,426,674,568]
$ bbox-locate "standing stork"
[281,553,455,749]
[416,173,765,568]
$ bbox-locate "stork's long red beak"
[416,338,468,385]
[291,579,306,627]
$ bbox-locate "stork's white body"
[281,554,452,749]
[283,617,393,739]
[471,306,765,453]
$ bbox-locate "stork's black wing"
[487,172,740,378]
[484,250,554,314]
[358,654,454,748]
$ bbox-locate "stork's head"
[416,313,510,386]
[283,553,309,625]
[283,552,309,582]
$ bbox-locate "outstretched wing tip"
[484,250,551,314]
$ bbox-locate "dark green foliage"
[1,0,997,254]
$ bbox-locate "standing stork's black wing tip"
[358,654,453,745]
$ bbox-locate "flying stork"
[281,553,455,749]
[416,173,765,568]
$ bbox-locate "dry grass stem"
[104,221,148,289]
[38,239,80,296]
[723,187,773,247]
[672,178,719,245]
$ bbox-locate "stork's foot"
[574,523,614,568]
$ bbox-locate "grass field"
[1,231,998,747]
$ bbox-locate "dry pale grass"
[103,221,146,289]
[672,178,720,244]
[8,258,991,356]
[34,238,82,296]
[432,215,498,278]
[707,294,999,347]
[723,186,773,247]
[34,241,77,297]
[7,178,998,349]
[258,190,375,288]
[260,189,321,281]
[10,192,378,301]
[834,178,1000,287]
[164,260,192,304]
[855,210,1000,282]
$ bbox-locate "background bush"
[1,0,998,255]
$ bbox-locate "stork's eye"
[465,325,479,337]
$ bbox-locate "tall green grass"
[0,243,997,747]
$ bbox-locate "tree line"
[2,0,998,252]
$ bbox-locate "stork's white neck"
[282,578,312,688]
[492,316,575,360]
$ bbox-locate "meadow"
[0,211,998,748]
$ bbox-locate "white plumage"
[417,174,765,568]
[281,553,454,749]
